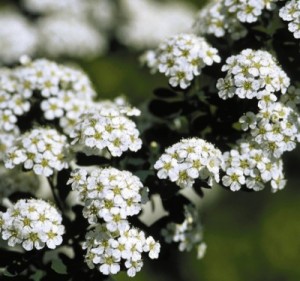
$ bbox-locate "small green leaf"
[135,170,153,181]
[51,258,67,275]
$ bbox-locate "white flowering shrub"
[0,0,300,280]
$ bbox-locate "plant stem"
[47,174,64,212]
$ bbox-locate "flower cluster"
[217,49,290,100]
[37,15,106,59]
[194,0,247,40]
[279,0,300,39]
[161,204,206,259]
[70,108,142,157]
[0,11,37,64]
[222,141,286,192]
[0,199,64,250]
[0,58,95,134]
[83,224,160,277]
[118,0,195,49]
[241,101,300,158]
[142,33,220,89]
[0,1,114,63]
[0,67,27,133]
[68,167,160,277]
[219,50,300,192]
[21,0,86,14]
[154,138,223,188]
[5,128,69,177]
[224,0,279,23]
[194,0,279,39]
[69,167,148,226]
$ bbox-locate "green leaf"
[51,258,67,275]
[135,170,153,181]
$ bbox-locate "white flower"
[125,259,143,277]
[41,98,64,120]
[222,167,245,191]
[239,112,257,131]
[99,250,121,275]
[143,236,160,259]
[0,110,17,132]
[169,65,194,89]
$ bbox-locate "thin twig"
[47,174,64,212]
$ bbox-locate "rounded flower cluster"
[161,204,206,259]
[217,49,290,100]
[222,141,286,192]
[70,109,142,157]
[21,0,86,14]
[142,33,220,89]
[0,199,64,250]
[279,0,300,39]
[240,101,300,158]
[154,138,223,189]
[194,0,279,39]
[0,0,115,61]
[83,224,160,277]
[37,15,106,59]
[68,167,160,277]
[0,11,37,64]
[194,0,247,40]
[0,58,95,134]
[5,128,69,177]
[224,0,279,23]
[117,0,195,49]
[68,167,149,226]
